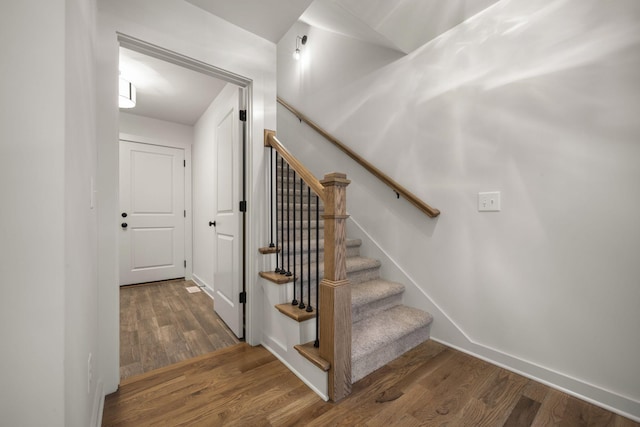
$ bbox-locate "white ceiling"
[302,0,501,54]
[185,0,500,53]
[185,0,316,43]
[119,47,228,126]
[119,0,501,125]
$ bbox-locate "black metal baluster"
[285,163,292,277]
[269,147,275,249]
[277,156,284,273]
[314,193,320,348]
[299,178,305,310]
[292,171,298,305]
[273,152,281,276]
[306,185,313,312]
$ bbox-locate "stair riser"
[279,245,360,264]
[276,177,321,188]
[348,267,380,285]
[276,209,324,220]
[277,221,324,232]
[273,191,322,206]
[277,234,323,243]
[352,293,403,324]
[274,206,324,218]
[286,281,406,313]
[352,326,431,383]
[280,265,380,289]
[281,258,380,292]
[277,229,324,241]
[277,199,323,208]
[276,201,322,208]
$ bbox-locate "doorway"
[119,278,239,379]
[119,141,186,285]
[117,35,251,378]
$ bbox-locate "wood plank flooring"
[104,339,638,426]
[119,279,240,380]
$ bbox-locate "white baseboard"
[191,273,206,288]
[192,274,214,295]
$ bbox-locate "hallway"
[119,279,239,380]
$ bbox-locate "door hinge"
[183,160,186,167]
[239,291,247,304]
[239,201,247,212]
[184,260,187,268]
[239,110,247,122]
[184,210,186,218]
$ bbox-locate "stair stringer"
[259,276,329,401]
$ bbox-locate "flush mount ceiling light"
[293,35,308,60]
[118,77,136,108]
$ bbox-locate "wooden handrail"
[277,97,441,218]
[264,129,325,203]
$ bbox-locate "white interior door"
[213,88,243,338]
[119,141,185,285]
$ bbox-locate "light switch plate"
[478,191,501,212]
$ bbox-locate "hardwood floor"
[119,279,240,380]
[104,340,638,426]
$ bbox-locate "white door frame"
[117,33,254,341]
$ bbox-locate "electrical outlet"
[87,353,93,394]
[478,191,501,212]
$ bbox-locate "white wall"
[1,1,101,426]
[97,0,276,395]
[277,0,640,419]
[0,2,66,425]
[65,0,102,426]
[119,112,194,148]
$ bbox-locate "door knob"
[209,221,216,227]
[121,222,128,228]
[121,212,127,218]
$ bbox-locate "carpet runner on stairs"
[269,164,434,384]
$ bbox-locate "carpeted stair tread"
[269,165,435,388]
[295,256,379,276]
[281,238,361,254]
[351,305,433,382]
[278,219,324,230]
[290,256,378,278]
[351,279,404,323]
[352,305,432,359]
[345,256,380,271]
[281,238,361,264]
[344,257,381,284]
[278,256,380,287]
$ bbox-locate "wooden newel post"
[319,172,351,401]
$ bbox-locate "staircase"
[261,157,433,395]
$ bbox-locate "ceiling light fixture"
[293,35,307,60]
[119,77,136,108]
